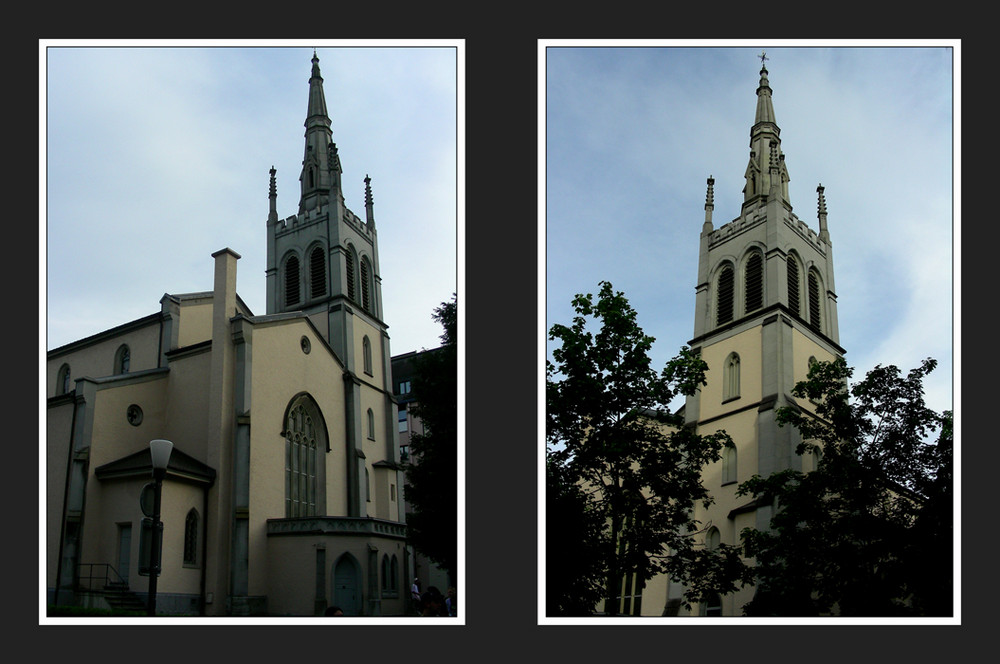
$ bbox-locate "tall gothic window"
[722,443,738,485]
[745,251,764,313]
[183,509,199,565]
[723,352,740,401]
[716,264,734,326]
[808,270,822,332]
[787,253,800,315]
[310,246,326,299]
[285,254,301,307]
[363,336,373,375]
[285,397,319,517]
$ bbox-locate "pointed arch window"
[284,396,326,517]
[787,253,800,316]
[745,251,764,313]
[310,246,326,299]
[114,345,130,375]
[723,352,740,402]
[285,254,301,307]
[808,270,822,332]
[56,363,71,395]
[716,264,734,326]
[362,336,373,375]
[722,443,737,485]
[183,509,199,566]
[367,408,376,440]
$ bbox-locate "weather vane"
[759,50,768,67]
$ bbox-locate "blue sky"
[43,41,459,358]
[543,42,956,418]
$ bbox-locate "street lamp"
[147,439,173,616]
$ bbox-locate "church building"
[46,52,408,617]
[634,58,845,616]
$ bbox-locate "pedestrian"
[420,586,447,616]
[411,577,422,614]
[445,587,456,616]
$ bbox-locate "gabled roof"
[94,445,216,486]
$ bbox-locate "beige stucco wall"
[175,300,213,348]
[161,351,211,462]
[83,476,205,598]
[265,534,407,617]
[47,319,161,398]
[698,327,763,422]
[246,319,347,597]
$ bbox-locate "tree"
[545,455,606,616]
[737,357,952,616]
[546,281,750,616]
[403,296,457,581]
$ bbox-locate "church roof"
[94,445,216,486]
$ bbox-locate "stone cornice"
[266,516,406,540]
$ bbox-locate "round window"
[126,404,143,426]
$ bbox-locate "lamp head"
[149,439,173,471]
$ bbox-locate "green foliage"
[547,281,751,615]
[403,296,457,580]
[739,358,952,616]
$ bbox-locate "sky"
[43,41,459,358]
[542,42,956,420]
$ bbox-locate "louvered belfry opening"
[717,265,734,326]
[285,255,300,307]
[808,271,821,332]
[745,252,763,313]
[310,246,326,298]
[346,248,356,301]
[360,258,371,312]
[787,254,800,315]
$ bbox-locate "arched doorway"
[333,553,362,616]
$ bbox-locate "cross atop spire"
[758,50,768,68]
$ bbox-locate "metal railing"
[76,563,128,591]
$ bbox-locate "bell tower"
[677,55,846,614]
[265,51,399,520]
[265,51,388,376]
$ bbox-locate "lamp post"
[147,439,173,616]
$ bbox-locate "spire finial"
[758,50,768,69]
[311,49,322,79]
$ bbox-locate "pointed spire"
[703,175,715,230]
[299,51,334,213]
[817,184,830,243]
[268,166,277,223]
[364,174,375,229]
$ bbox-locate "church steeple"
[744,52,789,206]
[266,50,388,369]
[299,50,341,213]
[692,53,841,347]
